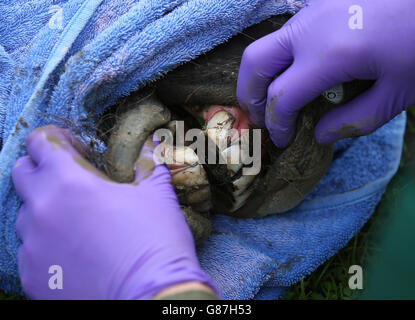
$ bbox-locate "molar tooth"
[222,144,243,176]
[205,111,234,150]
[171,165,209,188]
[166,107,261,215]
[206,111,234,130]
[162,144,200,166]
[173,146,200,165]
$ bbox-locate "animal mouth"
[100,14,335,244]
[100,94,268,244]
[159,104,264,215]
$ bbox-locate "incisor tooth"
[222,144,243,176]
[165,108,261,216]
[206,111,234,130]
[205,111,234,149]
[161,144,200,166]
[171,165,209,188]
[231,186,254,212]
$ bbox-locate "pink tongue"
[202,105,254,137]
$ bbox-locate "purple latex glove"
[12,125,217,300]
[237,0,415,148]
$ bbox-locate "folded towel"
[0,0,405,300]
[198,112,406,299]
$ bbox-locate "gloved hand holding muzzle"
[237,0,415,148]
[12,125,217,299]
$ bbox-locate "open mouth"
[99,15,336,244]
[159,104,264,215]
[100,94,269,243]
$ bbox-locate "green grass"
[2,108,414,300]
[283,225,371,300]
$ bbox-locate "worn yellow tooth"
[205,111,234,150]
[237,129,252,164]
[206,111,233,130]
[233,174,256,196]
[159,143,200,166]
[222,144,243,176]
[173,145,200,165]
[165,109,261,215]
[171,165,209,188]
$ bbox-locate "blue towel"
[0,0,405,299]
[199,113,406,299]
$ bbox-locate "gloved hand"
[12,125,217,300]
[237,0,415,148]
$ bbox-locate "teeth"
[206,111,234,131]
[163,108,261,215]
[171,164,209,188]
[231,185,255,212]
[205,111,234,149]
[163,144,209,189]
[235,129,252,164]
[161,144,200,166]
[230,175,257,212]
[173,146,200,165]
[222,144,243,176]
[205,110,258,213]
[232,174,256,197]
